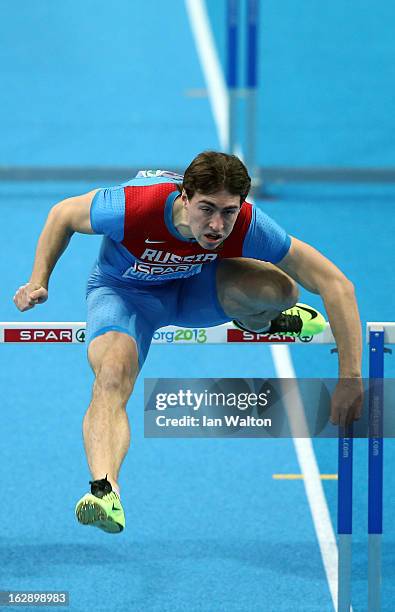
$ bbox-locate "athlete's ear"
[181,189,188,206]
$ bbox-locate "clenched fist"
[13,283,48,312]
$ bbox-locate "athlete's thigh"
[86,284,156,371]
[216,257,295,315]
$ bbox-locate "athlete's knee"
[89,331,138,373]
[94,358,137,402]
[277,273,299,309]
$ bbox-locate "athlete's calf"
[83,331,139,495]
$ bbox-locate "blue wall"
[2,0,395,167]
[1,1,218,166]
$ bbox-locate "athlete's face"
[182,190,241,249]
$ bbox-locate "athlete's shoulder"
[90,171,182,241]
[242,204,291,263]
[121,169,184,188]
[121,170,182,209]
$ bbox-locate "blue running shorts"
[86,261,230,368]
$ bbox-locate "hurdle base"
[338,534,352,612]
[368,534,381,612]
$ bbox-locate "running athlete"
[13,151,363,534]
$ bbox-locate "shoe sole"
[75,499,123,534]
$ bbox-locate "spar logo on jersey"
[227,329,297,343]
[123,249,218,278]
[4,328,73,342]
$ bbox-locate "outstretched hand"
[330,377,364,427]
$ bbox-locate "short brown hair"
[181,151,251,204]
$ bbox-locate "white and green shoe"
[233,303,326,337]
[75,475,125,534]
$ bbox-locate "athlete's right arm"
[13,189,100,312]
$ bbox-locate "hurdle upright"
[226,0,260,185]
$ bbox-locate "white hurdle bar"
[0,321,336,344]
[1,321,395,344]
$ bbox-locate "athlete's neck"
[172,195,193,238]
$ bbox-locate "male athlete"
[14,151,362,534]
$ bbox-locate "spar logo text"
[4,328,73,342]
[227,329,296,343]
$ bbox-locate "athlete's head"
[180,151,251,249]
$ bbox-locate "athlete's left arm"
[276,236,362,379]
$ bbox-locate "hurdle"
[226,0,260,186]
[1,320,392,611]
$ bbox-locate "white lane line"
[271,346,341,610]
[184,0,229,150]
[184,2,342,610]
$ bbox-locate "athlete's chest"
[120,184,252,261]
